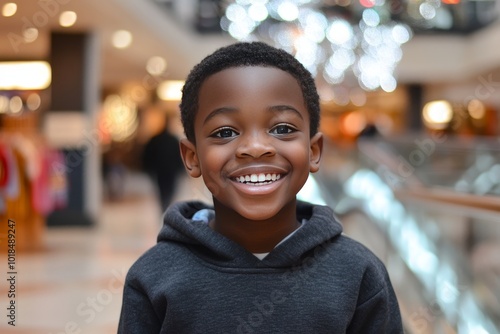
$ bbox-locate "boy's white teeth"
[236,173,281,185]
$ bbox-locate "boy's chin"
[226,200,295,222]
[237,210,280,222]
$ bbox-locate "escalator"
[300,136,500,333]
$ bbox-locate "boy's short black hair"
[180,42,320,143]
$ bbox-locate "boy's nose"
[235,131,276,158]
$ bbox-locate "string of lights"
[220,0,412,92]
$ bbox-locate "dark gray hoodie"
[118,201,403,333]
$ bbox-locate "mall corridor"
[1,0,500,333]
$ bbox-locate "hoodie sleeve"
[118,282,162,333]
[346,259,404,334]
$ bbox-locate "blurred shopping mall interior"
[1,0,500,333]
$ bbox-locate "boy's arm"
[118,282,162,333]
[347,283,404,333]
[347,259,404,334]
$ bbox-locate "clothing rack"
[0,113,68,252]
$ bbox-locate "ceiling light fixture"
[0,61,51,90]
[112,30,133,49]
[22,27,39,43]
[59,11,77,27]
[2,3,17,17]
[146,56,168,76]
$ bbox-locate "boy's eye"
[212,128,238,138]
[270,124,295,135]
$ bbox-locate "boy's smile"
[180,66,322,250]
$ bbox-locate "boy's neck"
[209,199,300,253]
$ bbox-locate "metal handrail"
[313,138,500,333]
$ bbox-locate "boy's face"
[180,66,323,221]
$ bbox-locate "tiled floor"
[0,173,209,334]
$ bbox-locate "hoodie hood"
[157,201,343,269]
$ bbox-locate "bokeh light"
[59,11,77,27]
[2,3,17,17]
[222,1,413,92]
[112,30,133,49]
[423,100,454,129]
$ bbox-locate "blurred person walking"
[142,114,184,212]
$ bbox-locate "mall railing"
[305,136,500,334]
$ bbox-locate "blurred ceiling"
[157,0,499,35]
[0,0,233,90]
[1,0,500,91]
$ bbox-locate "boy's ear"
[309,132,323,173]
[179,138,201,178]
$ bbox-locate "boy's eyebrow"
[203,107,237,125]
[203,105,303,125]
[269,105,304,120]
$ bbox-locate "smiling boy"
[118,42,403,333]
